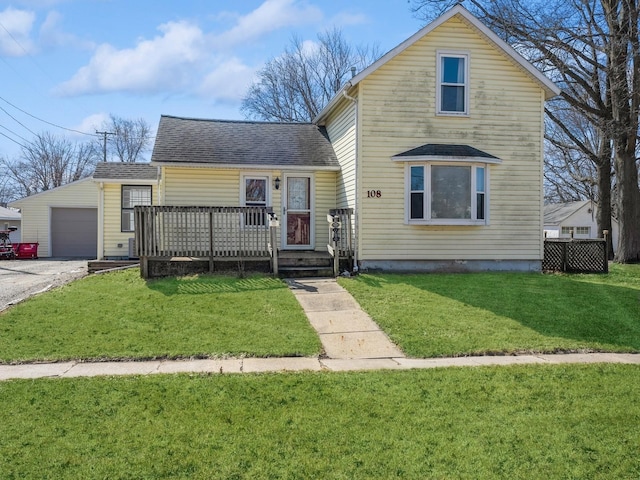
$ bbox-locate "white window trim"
[240,173,271,206]
[436,50,470,116]
[121,185,152,233]
[240,173,271,228]
[404,162,490,226]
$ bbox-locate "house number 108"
[367,190,382,198]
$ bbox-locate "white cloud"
[329,11,369,28]
[72,112,110,135]
[213,0,323,48]
[0,7,36,56]
[56,20,206,96]
[39,10,95,50]
[198,58,256,102]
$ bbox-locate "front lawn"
[0,269,321,363]
[1,364,638,479]
[339,264,640,357]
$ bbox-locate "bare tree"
[100,114,152,163]
[1,132,99,199]
[412,0,640,262]
[242,28,380,122]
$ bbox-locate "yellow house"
[313,4,560,272]
[13,5,558,273]
[140,5,558,274]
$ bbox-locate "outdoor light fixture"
[274,176,281,190]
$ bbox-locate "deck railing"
[134,206,277,276]
[327,208,354,276]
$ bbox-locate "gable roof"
[544,200,591,225]
[150,115,340,170]
[93,162,159,182]
[392,144,502,163]
[0,205,20,221]
[9,177,96,207]
[315,4,561,124]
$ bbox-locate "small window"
[437,52,469,115]
[122,185,152,232]
[243,176,268,226]
[575,226,590,236]
[560,226,574,237]
[409,164,487,224]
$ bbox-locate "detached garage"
[51,207,98,257]
[9,178,99,258]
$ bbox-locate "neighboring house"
[9,178,99,258]
[544,200,618,251]
[12,5,561,271]
[0,205,21,243]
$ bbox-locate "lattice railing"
[543,239,608,273]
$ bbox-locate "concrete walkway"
[1,278,639,381]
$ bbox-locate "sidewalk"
[1,278,639,381]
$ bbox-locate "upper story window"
[437,52,469,115]
[122,185,152,232]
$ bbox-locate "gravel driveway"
[0,259,89,311]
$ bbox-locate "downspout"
[97,182,104,260]
[342,87,359,272]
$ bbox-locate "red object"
[12,243,39,259]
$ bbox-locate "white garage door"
[51,208,97,258]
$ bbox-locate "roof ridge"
[160,115,315,126]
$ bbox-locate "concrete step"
[278,266,334,278]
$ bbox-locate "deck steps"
[277,251,334,278]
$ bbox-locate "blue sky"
[0,0,424,160]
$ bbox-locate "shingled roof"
[392,144,502,163]
[150,115,339,169]
[93,162,159,181]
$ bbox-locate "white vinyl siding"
[9,178,98,258]
[352,15,545,262]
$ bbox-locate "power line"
[0,95,97,137]
[0,123,30,145]
[0,105,38,137]
[0,129,27,150]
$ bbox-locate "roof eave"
[392,155,502,164]
[151,161,341,172]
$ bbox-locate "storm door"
[283,175,313,249]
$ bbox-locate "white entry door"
[283,175,313,249]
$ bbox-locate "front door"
[283,175,313,249]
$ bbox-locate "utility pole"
[96,130,115,162]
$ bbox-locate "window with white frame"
[560,226,574,237]
[576,226,590,236]
[242,176,268,226]
[437,52,469,115]
[409,163,487,224]
[121,185,152,232]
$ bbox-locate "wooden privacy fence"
[134,206,277,277]
[543,237,609,273]
[327,208,354,276]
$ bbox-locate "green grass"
[339,264,640,357]
[1,364,639,479]
[0,269,321,363]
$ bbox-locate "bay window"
[409,163,487,224]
